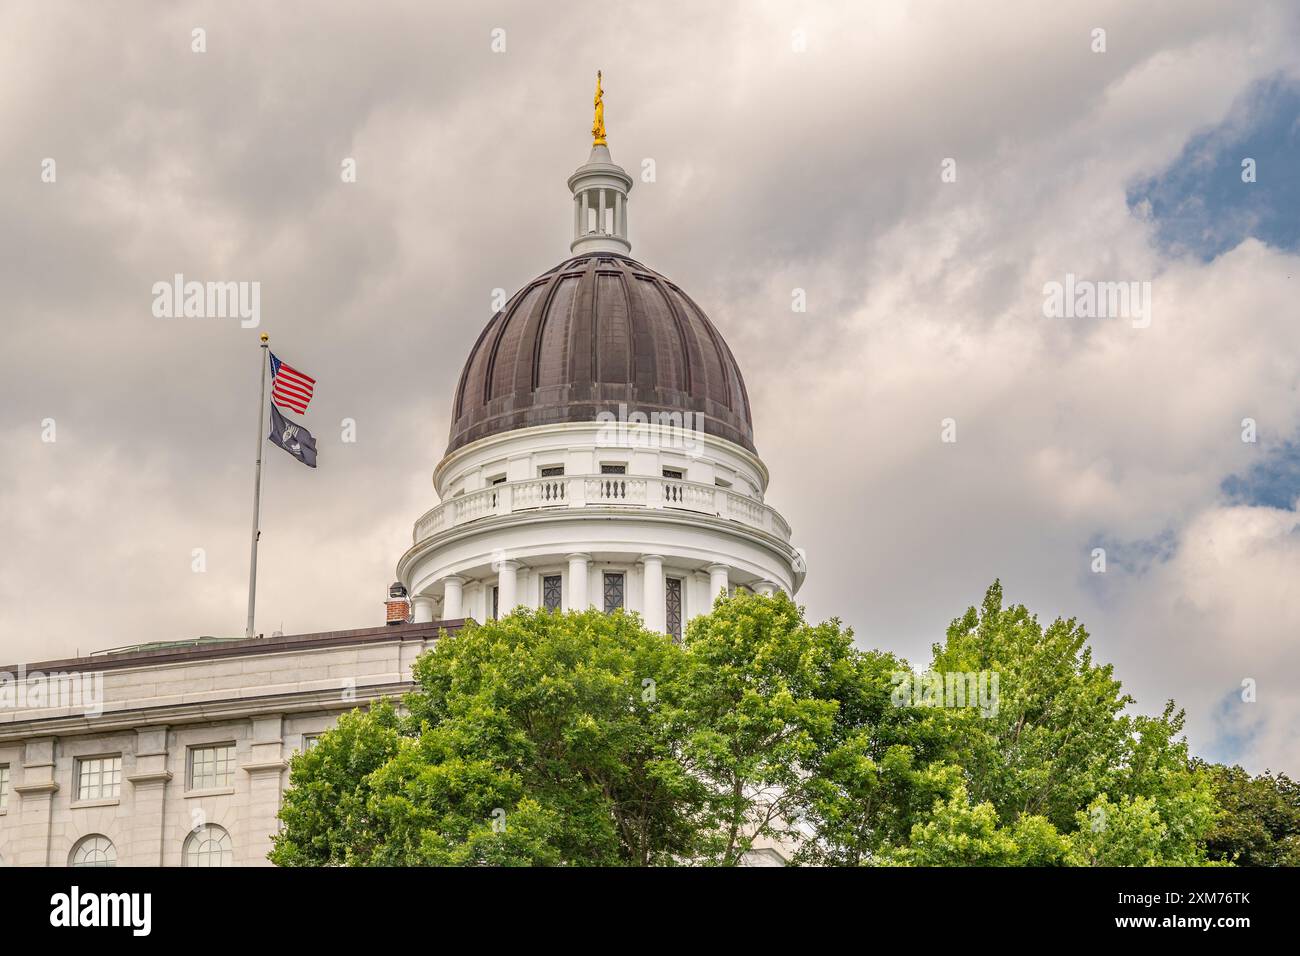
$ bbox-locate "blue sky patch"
[1128,75,1300,261]
[1221,439,1300,510]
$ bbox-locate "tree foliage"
[272,584,1246,866]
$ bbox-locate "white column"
[498,560,519,614]
[755,580,779,597]
[598,189,607,234]
[615,192,625,238]
[580,191,589,234]
[412,595,435,623]
[442,575,465,619]
[567,553,591,609]
[641,555,665,633]
[573,194,582,241]
[707,564,730,605]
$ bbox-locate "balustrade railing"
[412,475,790,544]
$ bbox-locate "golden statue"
[591,70,607,146]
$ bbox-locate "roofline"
[1,620,468,676]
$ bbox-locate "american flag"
[270,353,315,414]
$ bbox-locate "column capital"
[638,553,665,564]
[442,574,466,586]
[565,552,592,562]
[706,563,731,574]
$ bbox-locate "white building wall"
[0,624,444,868]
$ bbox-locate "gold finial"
[259,332,269,343]
[591,70,607,146]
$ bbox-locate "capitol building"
[0,85,802,867]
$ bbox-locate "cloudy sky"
[2,1,1298,774]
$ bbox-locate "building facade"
[0,90,801,867]
[0,623,457,867]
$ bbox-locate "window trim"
[600,463,627,475]
[183,823,234,867]
[69,833,117,868]
[73,753,123,805]
[666,576,684,642]
[603,571,625,613]
[542,573,563,612]
[186,742,238,794]
[0,762,10,814]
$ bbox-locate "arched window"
[70,834,116,867]
[183,824,233,867]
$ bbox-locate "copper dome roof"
[447,253,755,455]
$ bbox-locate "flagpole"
[245,332,270,639]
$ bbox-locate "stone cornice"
[126,770,173,785]
[1,620,463,678]
[0,682,415,743]
[242,760,288,774]
[397,505,797,582]
[14,780,59,796]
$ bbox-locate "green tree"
[1199,762,1300,866]
[801,582,1222,866]
[273,607,705,866]
[273,586,1229,867]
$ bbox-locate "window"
[543,574,563,611]
[603,572,625,613]
[70,835,116,868]
[600,464,627,475]
[189,743,236,790]
[490,475,507,485]
[184,824,233,867]
[0,764,9,812]
[491,586,500,620]
[662,468,683,480]
[302,735,321,752]
[76,755,122,801]
[666,578,683,642]
[715,478,732,488]
[540,465,564,477]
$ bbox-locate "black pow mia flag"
[268,403,318,468]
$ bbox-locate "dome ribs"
[534,274,579,391]
[484,283,543,406]
[650,278,701,404]
[568,255,600,398]
[594,269,631,391]
[452,308,500,423]
[615,259,659,400]
[447,253,756,455]
[518,269,567,396]
[677,285,744,419]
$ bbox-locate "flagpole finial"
[260,333,269,344]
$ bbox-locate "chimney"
[385,581,411,625]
